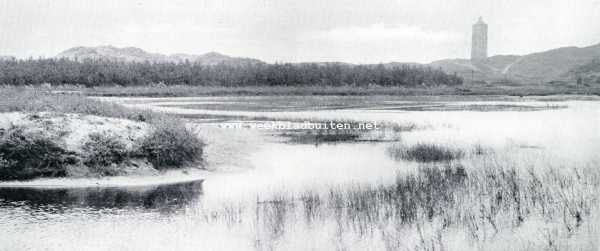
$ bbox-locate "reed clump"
[387,143,464,162]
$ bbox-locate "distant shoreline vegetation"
[0,58,462,87]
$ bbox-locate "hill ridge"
[56,46,264,66]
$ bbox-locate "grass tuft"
[387,143,464,162]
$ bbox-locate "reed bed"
[197,161,600,250]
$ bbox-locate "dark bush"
[139,121,204,169]
[0,126,78,180]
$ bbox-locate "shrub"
[81,132,131,175]
[387,143,464,162]
[0,126,78,180]
[139,120,204,169]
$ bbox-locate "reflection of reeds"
[254,194,295,249]
[300,191,322,225]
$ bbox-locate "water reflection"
[0,180,204,211]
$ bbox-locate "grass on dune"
[0,86,162,122]
[0,87,205,180]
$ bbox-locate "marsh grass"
[387,143,464,162]
[86,85,458,97]
[81,84,600,97]
[383,103,568,112]
[184,138,597,249]
[281,129,362,144]
[472,143,494,155]
[202,163,600,250]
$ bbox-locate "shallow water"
[2,96,600,250]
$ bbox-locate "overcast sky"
[1,0,599,63]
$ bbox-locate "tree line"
[0,58,463,87]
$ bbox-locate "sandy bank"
[0,112,149,152]
[0,168,209,189]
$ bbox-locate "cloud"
[313,23,460,44]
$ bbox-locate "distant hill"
[56,46,264,66]
[430,43,600,83]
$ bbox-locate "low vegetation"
[281,129,362,144]
[0,86,159,121]
[387,143,465,162]
[79,83,600,97]
[0,88,205,181]
[86,84,462,97]
[276,120,414,144]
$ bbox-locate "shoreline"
[32,84,600,98]
[0,168,209,189]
